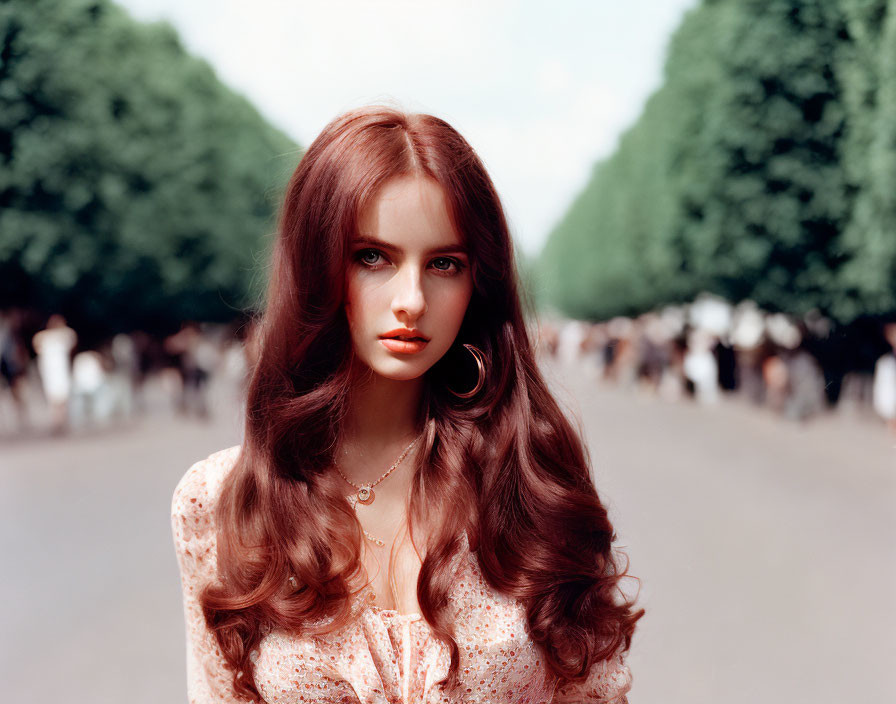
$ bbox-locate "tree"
[834,0,896,320]
[539,0,896,326]
[0,0,298,338]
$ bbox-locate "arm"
[552,651,632,704]
[172,452,248,704]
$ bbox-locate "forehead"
[357,175,464,249]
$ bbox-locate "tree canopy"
[539,0,896,325]
[0,0,298,337]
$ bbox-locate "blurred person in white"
[171,107,642,704]
[31,314,77,435]
[70,349,123,428]
[683,327,719,404]
[872,322,896,433]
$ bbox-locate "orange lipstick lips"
[379,338,428,354]
[379,328,430,354]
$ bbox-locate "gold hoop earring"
[447,344,486,399]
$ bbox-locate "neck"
[337,362,426,495]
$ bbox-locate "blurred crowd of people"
[4,296,896,439]
[537,295,896,434]
[0,308,255,438]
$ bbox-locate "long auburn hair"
[201,106,643,701]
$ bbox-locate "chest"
[254,546,557,704]
[348,492,424,614]
[360,535,422,614]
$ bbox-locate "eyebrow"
[351,236,469,256]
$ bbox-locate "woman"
[172,106,643,703]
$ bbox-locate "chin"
[374,361,430,382]
[353,343,444,382]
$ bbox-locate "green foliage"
[834,0,896,320]
[540,0,896,325]
[0,0,298,336]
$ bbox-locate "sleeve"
[172,452,249,704]
[552,651,633,704]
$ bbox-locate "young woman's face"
[345,175,474,382]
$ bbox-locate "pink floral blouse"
[172,446,633,703]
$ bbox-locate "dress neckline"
[352,530,473,623]
[357,583,424,621]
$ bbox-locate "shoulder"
[172,446,241,518]
[171,446,241,552]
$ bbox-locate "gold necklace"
[345,494,387,546]
[336,435,421,506]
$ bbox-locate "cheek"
[344,277,385,332]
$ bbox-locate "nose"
[390,265,427,322]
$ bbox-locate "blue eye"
[356,249,384,266]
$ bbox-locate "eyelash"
[353,248,466,275]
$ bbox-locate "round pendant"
[357,486,375,505]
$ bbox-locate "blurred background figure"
[730,303,767,406]
[557,318,588,366]
[762,352,790,414]
[761,315,796,415]
[109,332,139,419]
[70,349,108,429]
[164,322,218,420]
[604,317,638,389]
[0,308,30,433]
[634,314,663,392]
[873,322,896,433]
[129,330,157,415]
[580,322,607,381]
[683,328,719,405]
[219,321,255,402]
[783,347,827,423]
[31,314,77,435]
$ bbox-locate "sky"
[115,0,697,256]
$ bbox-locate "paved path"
[1,363,893,703]
[1,380,244,704]
[543,361,895,704]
